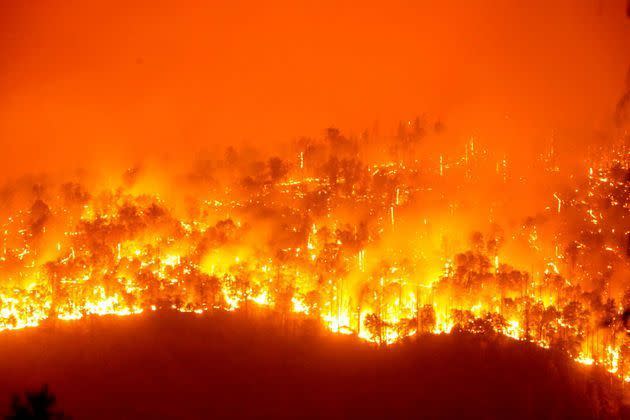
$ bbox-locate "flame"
[0,136,628,385]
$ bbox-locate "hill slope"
[0,311,626,419]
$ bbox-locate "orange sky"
[0,0,628,174]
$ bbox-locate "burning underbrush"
[0,124,628,386]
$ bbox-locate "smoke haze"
[0,0,629,176]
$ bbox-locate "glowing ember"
[0,127,628,385]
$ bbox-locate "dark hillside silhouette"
[0,311,627,419]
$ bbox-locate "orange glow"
[0,0,629,390]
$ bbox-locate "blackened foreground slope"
[0,311,626,419]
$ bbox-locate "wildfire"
[0,131,628,385]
